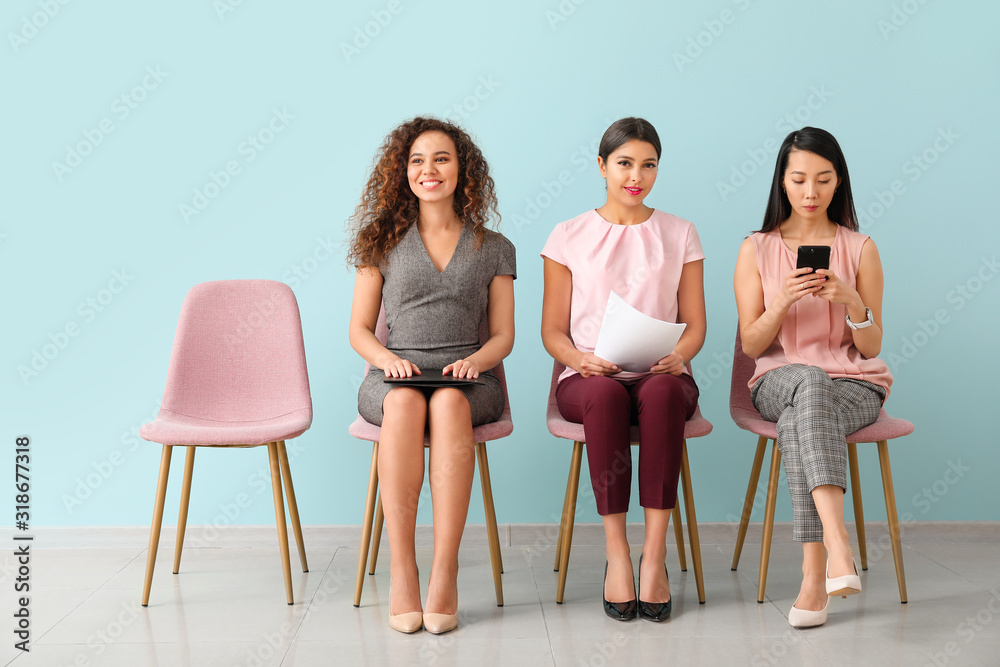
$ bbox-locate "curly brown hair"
[346,117,500,268]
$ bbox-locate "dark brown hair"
[346,117,499,267]
[598,117,662,162]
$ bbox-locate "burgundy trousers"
[556,372,699,515]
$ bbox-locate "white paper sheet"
[593,291,687,373]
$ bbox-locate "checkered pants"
[751,364,884,542]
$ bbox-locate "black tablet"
[383,373,485,387]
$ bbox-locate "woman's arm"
[348,266,421,377]
[444,274,515,378]
[540,258,619,377]
[815,239,884,358]
[652,259,706,374]
[734,237,824,358]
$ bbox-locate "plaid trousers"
[751,364,884,542]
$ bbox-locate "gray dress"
[358,224,517,426]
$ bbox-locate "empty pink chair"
[351,308,510,608]
[140,280,312,606]
[729,327,913,603]
[547,361,712,605]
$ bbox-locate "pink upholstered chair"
[139,280,312,606]
[351,308,509,608]
[729,327,913,603]
[547,361,712,605]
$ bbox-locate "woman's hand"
[444,359,480,379]
[651,350,684,375]
[776,266,826,309]
[577,352,620,378]
[813,269,863,309]
[381,356,421,378]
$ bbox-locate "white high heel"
[826,557,862,598]
[788,595,830,628]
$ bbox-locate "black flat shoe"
[637,554,672,622]
[603,561,637,621]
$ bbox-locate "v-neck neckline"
[415,224,465,274]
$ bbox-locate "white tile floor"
[1,522,998,666]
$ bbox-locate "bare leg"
[602,513,634,602]
[639,507,671,603]
[378,387,427,615]
[424,388,475,615]
[795,484,854,611]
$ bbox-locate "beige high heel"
[826,558,862,598]
[388,579,422,634]
[422,612,458,634]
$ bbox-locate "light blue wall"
[5,1,997,528]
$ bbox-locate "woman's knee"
[383,387,427,417]
[790,364,834,395]
[428,387,472,418]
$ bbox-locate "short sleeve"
[540,222,568,266]
[683,222,705,264]
[494,232,517,280]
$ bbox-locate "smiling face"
[598,139,658,208]
[782,149,840,220]
[407,130,459,205]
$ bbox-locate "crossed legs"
[753,365,883,611]
[377,387,475,617]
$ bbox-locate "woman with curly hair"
[348,117,515,635]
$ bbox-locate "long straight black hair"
[758,127,859,233]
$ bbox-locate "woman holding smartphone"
[733,127,892,628]
[541,117,706,622]
[347,117,515,634]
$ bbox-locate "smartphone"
[796,245,831,272]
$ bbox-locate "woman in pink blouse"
[541,118,706,622]
[734,127,892,628]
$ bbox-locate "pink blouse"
[541,209,704,383]
[748,226,892,395]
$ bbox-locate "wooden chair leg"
[877,440,908,603]
[554,448,578,573]
[142,445,173,607]
[172,446,195,575]
[267,443,294,605]
[847,442,868,570]
[277,441,308,573]
[733,436,768,570]
[672,505,687,572]
[354,441,379,607]
[368,495,384,575]
[556,441,584,604]
[476,442,504,607]
[758,443,782,603]
[679,443,706,604]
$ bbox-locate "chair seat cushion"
[731,407,914,442]
[140,408,312,446]
[349,410,514,445]
[547,403,712,441]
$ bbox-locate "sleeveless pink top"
[748,227,892,396]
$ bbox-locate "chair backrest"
[730,326,761,420]
[160,280,312,423]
